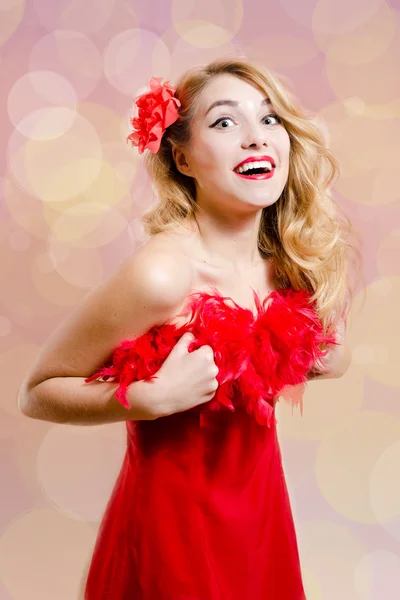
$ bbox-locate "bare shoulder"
[18,232,194,393]
[125,232,195,307]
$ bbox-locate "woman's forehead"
[197,75,270,116]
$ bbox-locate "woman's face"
[174,73,291,214]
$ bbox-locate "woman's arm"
[17,240,193,425]
[307,318,352,380]
[18,376,164,426]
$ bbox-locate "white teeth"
[236,160,272,174]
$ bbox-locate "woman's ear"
[172,145,193,177]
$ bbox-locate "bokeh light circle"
[169,35,238,80]
[0,238,86,330]
[31,251,90,306]
[276,369,364,441]
[0,0,26,47]
[7,70,77,140]
[102,141,138,185]
[369,441,400,543]
[9,227,31,252]
[314,1,396,66]
[46,241,104,290]
[302,568,323,600]
[354,550,400,600]
[37,423,126,521]
[312,0,386,36]
[29,31,103,99]
[315,411,400,523]
[0,508,95,600]
[8,111,102,203]
[246,34,318,70]
[324,18,400,106]
[47,201,129,249]
[104,29,171,96]
[32,0,117,34]
[78,102,130,145]
[317,100,400,186]
[75,159,133,210]
[3,175,51,241]
[172,0,243,47]
[377,228,400,277]
[0,344,47,415]
[347,277,400,388]
[174,22,236,49]
[298,520,366,599]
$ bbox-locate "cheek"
[191,141,220,172]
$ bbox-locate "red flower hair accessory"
[127,77,181,154]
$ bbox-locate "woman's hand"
[146,331,219,418]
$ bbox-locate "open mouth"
[233,158,275,176]
[236,166,271,176]
[233,164,275,179]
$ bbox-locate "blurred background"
[0,0,399,598]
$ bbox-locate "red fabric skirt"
[84,407,307,599]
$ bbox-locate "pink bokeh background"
[1,1,400,598]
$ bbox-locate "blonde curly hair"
[140,57,363,337]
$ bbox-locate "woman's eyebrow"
[205,97,272,116]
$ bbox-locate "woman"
[18,58,360,599]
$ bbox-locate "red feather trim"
[85,288,338,426]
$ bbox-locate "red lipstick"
[233,155,276,180]
[234,170,275,180]
[233,155,276,170]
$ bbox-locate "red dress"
[84,288,338,599]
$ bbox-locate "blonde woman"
[18,58,361,599]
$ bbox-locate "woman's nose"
[242,125,269,149]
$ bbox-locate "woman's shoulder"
[127,228,195,309]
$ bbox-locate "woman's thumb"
[171,331,195,356]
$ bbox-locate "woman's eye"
[263,113,281,125]
[211,113,281,129]
[212,117,235,129]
